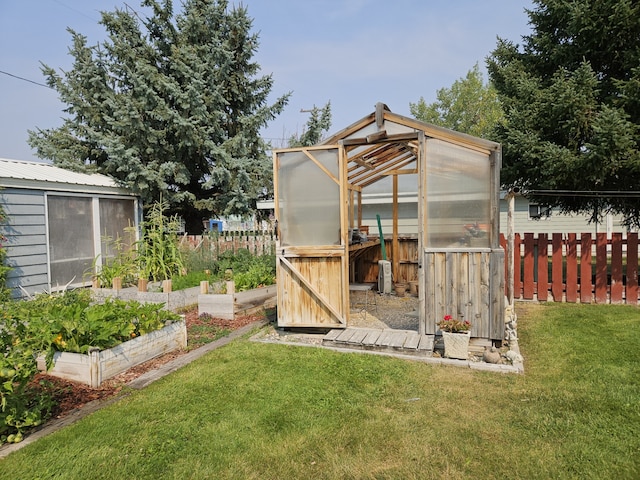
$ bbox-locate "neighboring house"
[498,192,629,237]
[259,191,628,238]
[0,158,141,298]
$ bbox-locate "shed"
[0,158,140,298]
[272,104,505,341]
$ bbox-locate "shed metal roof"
[0,158,134,195]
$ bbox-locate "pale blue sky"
[0,0,533,162]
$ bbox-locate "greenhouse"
[272,103,505,342]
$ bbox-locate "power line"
[529,190,640,198]
[0,70,52,89]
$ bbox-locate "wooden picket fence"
[180,230,640,304]
[180,231,276,257]
[500,232,640,304]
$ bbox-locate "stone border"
[251,330,524,374]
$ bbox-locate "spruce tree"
[287,102,332,147]
[28,0,289,232]
[488,0,640,225]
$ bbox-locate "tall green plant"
[92,234,137,287]
[136,200,185,282]
[0,200,11,301]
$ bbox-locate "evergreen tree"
[409,64,503,139]
[287,102,332,147]
[488,0,640,225]
[28,0,289,233]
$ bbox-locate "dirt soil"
[31,307,265,422]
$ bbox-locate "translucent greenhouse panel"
[47,196,95,286]
[278,149,340,246]
[99,198,137,257]
[425,140,491,248]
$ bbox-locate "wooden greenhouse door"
[273,145,349,328]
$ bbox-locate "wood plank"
[595,232,608,303]
[417,335,434,353]
[324,329,342,342]
[610,233,623,303]
[551,233,563,301]
[514,233,522,299]
[336,329,357,343]
[362,329,383,346]
[523,233,535,299]
[580,233,592,303]
[347,328,371,344]
[537,233,548,301]
[389,331,408,349]
[489,249,505,340]
[626,233,638,304]
[566,233,578,302]
[340,131,420,146]
[479,252,491,338]
[374,329,395,347]
[403,332,421,350]
[424,252,436,334]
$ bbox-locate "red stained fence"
[500,233,639,304]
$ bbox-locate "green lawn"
[1,303,639,479]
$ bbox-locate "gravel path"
[349,291,419,331]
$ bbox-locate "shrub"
[0,307,53,443]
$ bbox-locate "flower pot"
[408,280,418,296]
[441,331,470,360]
[394,283,407,297]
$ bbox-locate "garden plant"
[0,289,180,444]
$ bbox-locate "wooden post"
[506,190,515,305]
[200,280,210,294]
[138,278,148,292]
[162,279,172,293]
[392,174,399,282]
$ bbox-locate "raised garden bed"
[91,285,201,310]
[198,284,277,320]
[37,320,187,387]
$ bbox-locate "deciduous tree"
[409,64,503,139]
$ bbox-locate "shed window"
[47,195,137,288]
[48,196,95,288]
[99,198,136,255]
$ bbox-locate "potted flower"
[437,314,471,360]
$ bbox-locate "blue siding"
[1,188,49,297]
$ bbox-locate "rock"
[482,346,502,364]
[505,349,523,364]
